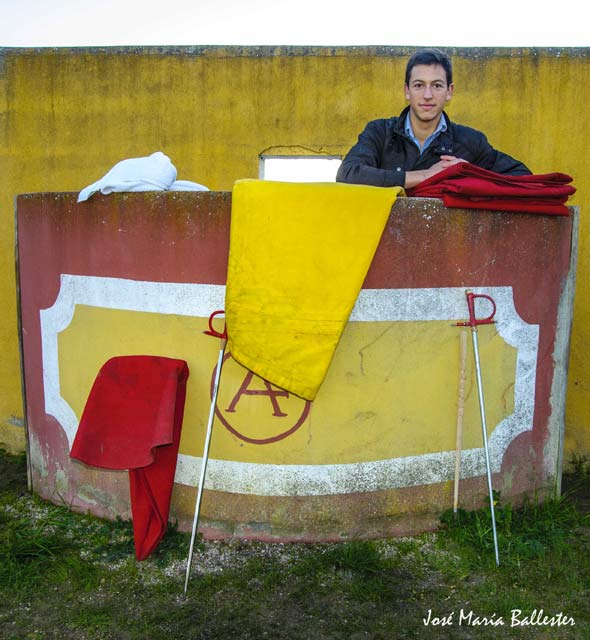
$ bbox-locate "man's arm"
[485,149,531,175]
[403,156,467,188]
[464,128,531,175]
[336,120,407,187]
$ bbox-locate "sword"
[457,290,500,566]
[183,310,227,595]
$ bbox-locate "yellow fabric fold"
[225,179,403,401]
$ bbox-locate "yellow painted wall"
[58,305,516,465]
[1,46,588,458]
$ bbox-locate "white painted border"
[40,275,538,496]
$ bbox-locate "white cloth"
[169,180,209,192]
[77,152,209,202]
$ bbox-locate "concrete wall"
[1,46,589,459]
[16,192,575,538]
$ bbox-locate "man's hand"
[404,155,467,189]
[438,154,466,169]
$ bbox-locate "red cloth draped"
[70,355,189,560]
[407,163,575,216]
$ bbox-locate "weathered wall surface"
[16,192,575,538]
[1,46,589,458]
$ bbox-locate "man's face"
[404,63,453,125]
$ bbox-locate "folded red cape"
[70,355,189,560]
[407,163,575,216]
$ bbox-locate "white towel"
[169,180,209,192]
[78,152,178,202]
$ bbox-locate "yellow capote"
[225,179,403,401]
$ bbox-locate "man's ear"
[404,83,410,101]
[446,82,455,101]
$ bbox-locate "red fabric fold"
[407,163,575,216]
[70,355,189,560]
[441,195,571,216]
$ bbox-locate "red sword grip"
[203,309,227,339]
[456,291,496,327]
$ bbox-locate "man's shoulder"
[362,116,403,135]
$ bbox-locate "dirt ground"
[2,451,590,639]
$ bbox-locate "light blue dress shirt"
[405,113,448,153]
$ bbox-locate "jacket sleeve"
[469,130,531,176]
[336,120,406,187]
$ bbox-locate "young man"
[336,49,530,189]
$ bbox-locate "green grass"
[1,448,590,639]
[439,490,587,565]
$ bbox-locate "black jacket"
[336,107,531,187]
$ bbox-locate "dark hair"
[405,48,453,86]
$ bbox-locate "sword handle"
[456,290,496,328]
[204,309,227,339]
